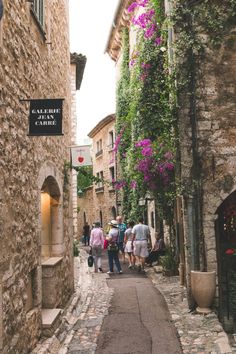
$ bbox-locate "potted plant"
[159,246,177,276]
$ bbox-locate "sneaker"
[107,271,113,274]
[98,268,103,273]
[119,270,123,274]
[128,264,132,269]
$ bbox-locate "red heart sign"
[78,156,84,163]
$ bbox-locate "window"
[32,0,44,29]
[108,131,114,150]
[96,139,103,157]
[109,167,115,182]
[96,172,104,187]
[95,171,104,192]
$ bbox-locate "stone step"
[42,308,62,337]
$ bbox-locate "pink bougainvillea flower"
[130,180,137,189]
[141,147,153,157]
[154,37,162,46]
[135,138,152,147]
[164,151,174,160]
[127,2,139,13]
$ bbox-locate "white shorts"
[133,240,148,258]
[125,240,133,253]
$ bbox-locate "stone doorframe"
[38,161,64,258]
[38,162,65,312]
[215,189,236,332]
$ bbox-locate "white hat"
[108,220,118,227]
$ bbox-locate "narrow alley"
[33,247,234,354]
[2,1,236,353]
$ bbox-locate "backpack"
[87,254,94,267]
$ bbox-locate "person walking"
[124,221,135,268]
[106,220,122,274]
[116,215,126,263]
[132,216,151,272]
[90,221,104,273]
[83,221,90,246]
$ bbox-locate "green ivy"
[116,0,177,221]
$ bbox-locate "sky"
[69,0,119,144]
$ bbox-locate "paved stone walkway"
[32,248,236,354]
[146,267,236,354]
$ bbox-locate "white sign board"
[71,145,92,167]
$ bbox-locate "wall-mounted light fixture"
[138,197,146,206]
[78,189,83,198]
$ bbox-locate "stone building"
[106,0,236,331]
[77,114,117,235]
[0,1,85,352]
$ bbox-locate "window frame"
[31,0,45,36]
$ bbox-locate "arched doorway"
[40,175,64,310]
[41,176,63,259]
[216,190,236,332]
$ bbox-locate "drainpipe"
[187,195,199,270]
[187,11,202,272]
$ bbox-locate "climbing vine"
[114,0,177,221]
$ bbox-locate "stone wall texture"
[0,0,74,352]
[178,20,236,278]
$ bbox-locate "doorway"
[216,190,236,332]
[40,176,64,309]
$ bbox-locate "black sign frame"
[28,98,64,136]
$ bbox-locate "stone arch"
[202,175,236,270]
[38,162,64,258]
[215,189,236,332]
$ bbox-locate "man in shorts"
[132,216,150,272]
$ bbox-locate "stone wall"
[77,187,94,239]
[177,11,236,279]
[0,0,74,352]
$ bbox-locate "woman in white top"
[132,216,150,272]
[124,221,135,268]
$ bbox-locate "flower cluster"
[128,0,161,46]
[133,138,175,191]
[111,179,137,191]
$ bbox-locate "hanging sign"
[28,99,63,136]
[71,145,92,167]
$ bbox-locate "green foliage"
[116,0,177,221]
[75,165,109,195]
[76,166,93,195]
[159,246,177,274]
